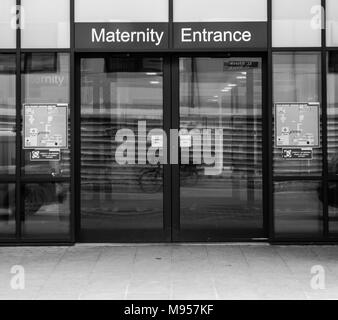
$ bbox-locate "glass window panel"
[328,182,338,235]
[272,0,321,47]
[179,57,264,238]
[21,0,70,48]
[273,52,322,176]
[21,53,70,176]
[326,0,338,46]
[328,52,338,176]
[75,0,168,22]
[0,0,16,48]
[22,183,71,239]
[174,0,267,22]
[0,184,15,238]
[274,181,323,237]
[0,54,16,175]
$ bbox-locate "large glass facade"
[1,0,338,243]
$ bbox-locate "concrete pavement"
[0,244,338,300]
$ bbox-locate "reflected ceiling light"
[241,72,247,75]
[146,72,157,76]
[236,76,246,80]
[228,83,237,87]
[150,81,160,84]
[213,95,219,98]
[221,88,230,92]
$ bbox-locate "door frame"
[74,53,172,242]
[74,51,269,243]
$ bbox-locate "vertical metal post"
[15,0,22,241]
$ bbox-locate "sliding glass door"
[79,55,169,242]
[174,56,265,240]
[78,54,266,242]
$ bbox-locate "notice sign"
[30,149,61,161]
[282,148,313,160]
[275,102,320,148]
[24,104,68,149]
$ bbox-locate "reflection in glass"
[273,52,322,176]
[0,54,16,175]
[274,181,323,237]
[0,184,15,238]
[179,57,263,238]
[21,53,70,176]
[80,56,164,240]
[327,52,338,176]
[328,182,338,234]
[22,183,70,239]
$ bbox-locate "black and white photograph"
[0,0,338,313]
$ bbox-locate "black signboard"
[282,148,313,160]
[173,22,267,49]
[75,22,267,50]
[75,23,169,50]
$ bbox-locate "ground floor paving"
[0,244,338,300]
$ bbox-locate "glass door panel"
[177,57,264,240]
[80,55,166,241]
